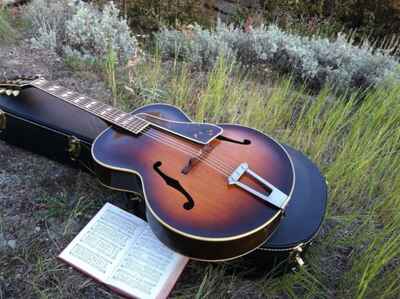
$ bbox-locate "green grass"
[114,55,400,298]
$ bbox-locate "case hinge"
[67,136,82,161]
[0,109,6,131]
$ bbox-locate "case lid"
[0,87,108,143]
[263,145,328,249]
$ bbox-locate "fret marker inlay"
[30,79,150,135]
[115,114,126,121]
[48,85,60,91]
[74,96,85,103]
[62,91,73,97]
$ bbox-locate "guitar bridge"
[228,163,288,209]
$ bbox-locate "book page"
[107,225,188,299]
[58,203,145,280]
[58,203,188,299]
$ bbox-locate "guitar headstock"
[0,75,42,97]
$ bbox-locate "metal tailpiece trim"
[0,109,6,131]
[67,136,82,161]
[228,163,287,209]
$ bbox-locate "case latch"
[67,136,82,161]
[290,244,305,269]
[0,109,6,131]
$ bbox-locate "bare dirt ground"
[0,42,140,298]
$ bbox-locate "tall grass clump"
[123,56,400,298]
[155,21,400,92]
[23,0,138,64]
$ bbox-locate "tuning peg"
[6,90,12,96]
[0,88,5,94]
[12,90,20,97]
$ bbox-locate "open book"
[59,203,189,299]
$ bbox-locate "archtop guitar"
[0,77,295,261]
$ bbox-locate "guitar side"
[91,104,293,261]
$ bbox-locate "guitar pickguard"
[135,112,223,145]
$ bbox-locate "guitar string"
[142,129,238,174]
[123,120,238,174]
[138,130,232,177]
[84,103,239,175]
[146,128,242,168]
[103,113,240,174]
[119,117,245,175]
[41,85,244,175]
[140,129,233,175]
[129,131,261,213]
[142,130,234,175]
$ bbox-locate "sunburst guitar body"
[92,105,295,261]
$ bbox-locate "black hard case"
[0,88,327,268]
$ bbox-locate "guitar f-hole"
[153,161,195,210]
[217,135,251,145]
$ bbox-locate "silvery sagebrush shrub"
[155,21,400,91]
[64,1,138,64]
[23,0,74,51]
[23,0,138,64]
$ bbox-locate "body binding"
[92,104,294,261]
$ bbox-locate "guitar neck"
[31,78,148,134]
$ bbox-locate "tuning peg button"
[12,90,20,97]
[5,90,12,96]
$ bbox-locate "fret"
[73,96,87,104]
[61,90,75,99]
[33,78,47,87]
[38,81,55,90]
[89,104,105,115]
[84,101,98,109]
[100,107,113,116]
[114,113,128,122]
[128,117,144,127]
[47,85,61,92]
[31,79,150,134]
[127,117,149,133]
[121,116,135,125]
[103,108,121,119]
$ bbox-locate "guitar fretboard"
[31,78,148,134]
